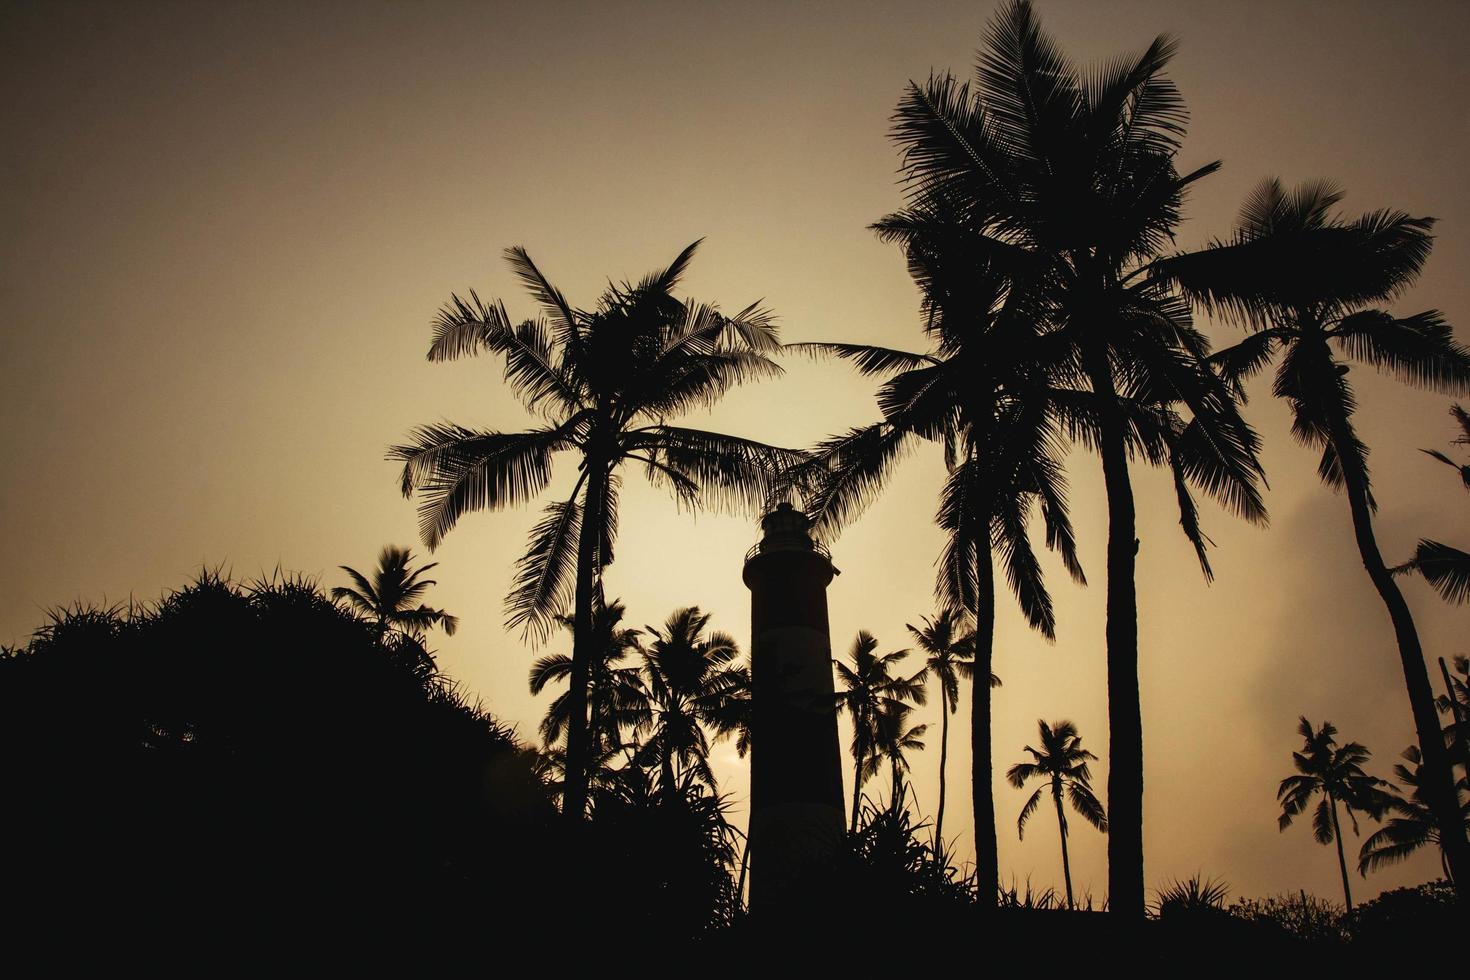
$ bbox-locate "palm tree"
[1005,719,1107,910]
[907,609,994,852]
[1358,745,1470,884]
[627,607,750,801]
[1277,717,1394,910]
[1168,180,1470,895]
[869,702,927,809]
[833,632,927,832]
[875,0,1267,914]
[1394,404,1470,604]
[796,189,1088,905]
[332,545,458,639]
[391,242,796,819]
[528,596,644,755]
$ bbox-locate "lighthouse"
[743,502,845,903]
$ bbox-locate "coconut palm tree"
[875,0,1267,914]
[1277,717,1394,910]
[868,702,927,810]
[627,607,750,801]
[1006,719,1107,910]
[1168,181,1470,895]
[833,632,927,833]
[391,242,796,819]
[528,596,644,755]
[1358,745,1470,884]
[795,194,1088,904]
[332,545,458,640]
[907,609,995,852]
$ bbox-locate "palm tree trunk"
[1327,790,1353,910]
[850,727,865,833]
[973,519,999,906]
[1325,408,1470,899]
[562,461,606,823]
[1053,780,1074,910]
[1089,355,1145,917]
[936,698,950,853]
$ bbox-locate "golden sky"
[4,0,1468,904]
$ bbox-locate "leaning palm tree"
[332,545,458,639]
[391,242,796,819]
[627,607,750,801]
[529,596,644,755]
[1277,717,1394,910]
[1168,181,1470,894]
[907,609,993,851]
[833,632,927,833]
[877,0,1268,914]
[1006,719,1107,910]
[1358,745,1470,884]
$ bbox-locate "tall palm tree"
[796,194,1088,904]
[332,545,458,639]
[391,242,796,819]
[528,596,644,755]
[1277,717,1393,910]
[875,0,1267,914]
[628,607,750,800]
[1168,180,1470,895]
[1358,745,1470,884]
[833,632,927,832]
[907,609,994,851]
[1005,719,1107,910]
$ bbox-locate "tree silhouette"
[332,545,459,640]
[1357,745,1470,884]
[1170,179,1470,895]
[907,609,993,852]
[868,701,928,809]
[1005,719,1107,910]
[391,241,795,818]
[528,596,644,756]
[795,194,1087,904]
[1393,404,1470,604]
[628,607,750,801]
[1277,717,1393,910]
[833,632,927,833]
[864,0,1267,914]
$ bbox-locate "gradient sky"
[5,0,1468,905]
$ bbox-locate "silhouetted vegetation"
[0,570,552,944]
[1006,719,1108,909]
[391,242,796,819]
[1171,179,1470,892]
[1277,718,1394,909]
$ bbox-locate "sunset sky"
[4,0,1468,904]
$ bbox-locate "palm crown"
[391,241,796,818]
[833,631,927,831]
[528,597,644,752]
[627,607,750,797]
[1277,717,1394,908]
[332,545,458,639]
[1357,744,1470,882]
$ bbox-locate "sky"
[4,0,1468,905]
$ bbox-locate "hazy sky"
[4,0,1468,904]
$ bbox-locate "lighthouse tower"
[743,502,845,903]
